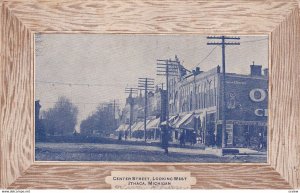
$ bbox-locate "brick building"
[167,56,268,148]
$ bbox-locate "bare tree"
[42,96,78,136]
[80,104,117,137]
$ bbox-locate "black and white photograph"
[35,34,268,163]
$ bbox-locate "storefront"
[216,74,268,148]
[146,117,160,140]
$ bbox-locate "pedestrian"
[179,130,185,147]
[192,131,197,145]
[118,132,122,141]
[161,126,169,154]
[258,132,263,150]
[124,131,128,141]
[244,131,250,148]
[263,133,267,149]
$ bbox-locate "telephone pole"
[125,87,138,138]
[207,36,240,148]
[157,59,179,152]
[110,100,119,130]
[113,100,116,129]
[103,101,119,132]
[138,78,154,142]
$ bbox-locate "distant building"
[118,87,167,140]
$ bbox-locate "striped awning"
[116,124,129,132]
[174,113,194,129]
[146,118,160,129]
[161,115,179,126]
[131,121,144,131]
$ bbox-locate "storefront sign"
[249,88,268,117]
[254,108,268,117]
[224,76,268,122]
[249,88,267,102]
[226,124,233,145]
[223,120,267,126]
[226,80,247,85]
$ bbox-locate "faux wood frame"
[0,0,299,189]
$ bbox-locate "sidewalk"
[111,137,265,156]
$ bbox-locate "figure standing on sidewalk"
[191,131,197,146]
[244,131,250,148]
[161,125,169,154]
[179,131,185,147]
[124,130,128,141]
[118,132,122,141]
[258,132,263,150]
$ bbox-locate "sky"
[35,34,268,131]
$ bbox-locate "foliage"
[80,105,117,136]
[41,96,78,136]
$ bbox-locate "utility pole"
[207,36,240,148]
[109,100,119,130]
[138,78,155,142]
[157,59,179,153]
[112,100,120,130]
[113,99,116,126]
[125,87,138,138]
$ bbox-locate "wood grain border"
[0,0,299,189]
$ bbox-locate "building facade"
[118,88,167,140]
[168,57,268,148]
[118,55,268,149]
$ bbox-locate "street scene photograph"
[35,34,268,163]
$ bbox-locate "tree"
[80,104,117,136]
[42,96,78,136]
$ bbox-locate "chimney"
[250,61,262,76]
[192,67,201,76]
[195,67,201,75]
[263,68,269,77]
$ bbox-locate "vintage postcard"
[34,34,268,163]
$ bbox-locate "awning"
[193,113,202,128]
[161,115,179,126]
[132,120,151,131]
[180,116,194,130]
[131,122,144,131]
[170,115,181,127]
[169,115,178,122]
[116,124,129,132]
[147,118,160,129]
[174,113,194,129]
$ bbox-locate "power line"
[40,101,120,105]
[227,38,268,52]
[194,46,218,68]
[192,37,267,70]
[239,37,268,43]
[35,80,124,87]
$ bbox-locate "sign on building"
[226,124,234,146]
